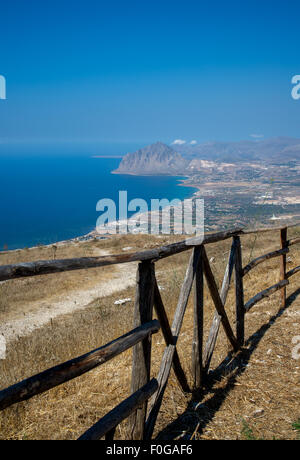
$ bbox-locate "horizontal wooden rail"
[0,228,245,282]
[0,222,299,440]
[244,280,289,312]
[241,223,299,235]
[0,320,160,412]
[243,248,289,276]
[1,224,299,282]
[78,379,158,440]
[286,265,300,279]
[288,237,300,247]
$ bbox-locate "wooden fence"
[0,224,299,440]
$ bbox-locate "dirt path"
[0,250,137,343]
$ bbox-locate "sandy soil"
[0,250,137,343]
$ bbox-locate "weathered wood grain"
[244,279,289,312]
[203,238,237,371]
[288,237,300,247]
[280,228,288,308]
[2,224,300,282]
[0,228,244,281]
[202,247,238,352]
[192,245,204,389]
[234,236,245,347]
[145,247,202,440]
[286,265,300,279]
[242,247,289,276]
[241,223,299,235]
[129,262,155,440]
[0,320,160,412]
[153,279,190,393]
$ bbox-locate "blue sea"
[0,144,195,250]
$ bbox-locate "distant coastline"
[0,154,194,251]
[1,174,198,253]
[1,192,200,253]
[91,155,123,159]
[111,170,188,177]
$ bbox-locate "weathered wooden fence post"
[129,261,155,440]
[280,227,288,308]
[202,248,238,352]
[153,279,190,393]
[192,245,204,390]
[145,247,202,440]
[234,236,244,347]
[203,238,237,372]
[105,427,116,441]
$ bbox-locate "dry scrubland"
[0,229,299,440]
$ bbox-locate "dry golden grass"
[0,239,116,318]
[0,227,299,440]
[0,234,178,321]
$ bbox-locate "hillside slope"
[176,137,300,162]
[0,229,299,440]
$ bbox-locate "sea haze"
[0,149,195,250]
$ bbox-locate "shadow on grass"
[156,287,300,440]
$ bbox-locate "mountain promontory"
[112,142,188,175]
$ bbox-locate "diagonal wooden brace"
[202,247,239,353]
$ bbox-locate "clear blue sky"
[0,0,299,145]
